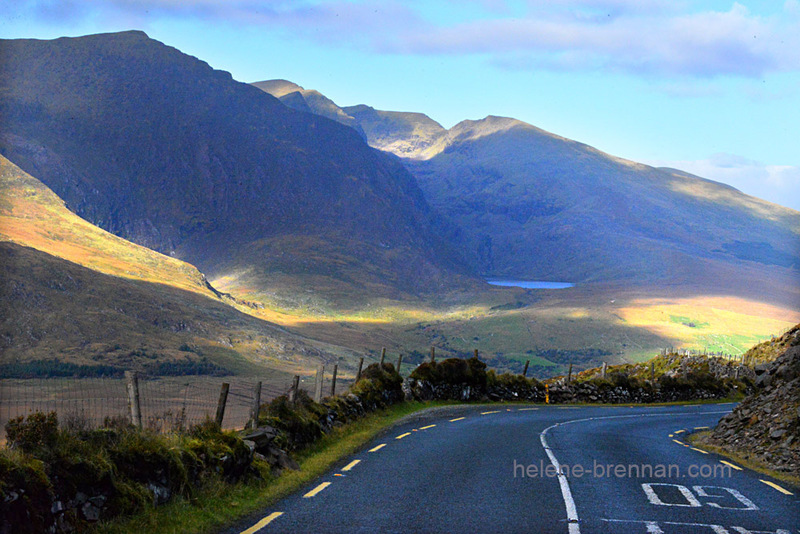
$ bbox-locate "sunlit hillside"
[0,155,216,298]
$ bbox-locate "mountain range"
[0,31,798,377]
[256,80,800,307]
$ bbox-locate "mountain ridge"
[0,32,475,307]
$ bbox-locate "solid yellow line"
[369,443,386,452]
[720,460,742,471]
[719,460,742,471]
[760,479,794,495]
[690,447,709,455]
[240,512,283,534]
[481,410,501,415]
[449,417,466,422]
[674,429,686,434]
[419,424,437,430]
[303,482,332,498]
[341,460,360,471]
[396,432,411,440]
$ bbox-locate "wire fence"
[0,371,352,441]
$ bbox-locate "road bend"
[222,404,800,534]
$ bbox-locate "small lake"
[487,279,575,289]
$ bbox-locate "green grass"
[92,401,445,534]
[669,315,710,329]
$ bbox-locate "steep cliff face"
[709,326,800,476]
[0,32,472,299]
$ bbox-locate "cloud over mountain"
[14,0,800,78]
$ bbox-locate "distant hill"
[0,155,352,375]
[263,81,799,306]
[0,32,473,307]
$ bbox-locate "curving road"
[222,404,800,534]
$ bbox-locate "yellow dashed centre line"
[341,459,360,471]
[449,417,466,422]
[720,460,742,471]
[419,424,436,430]
[303,482,331,498]
[240,511,283,534]
[396,432,411,440]
[760,479,794,495]
[368,443,386,452]
[694,426,710,430]
[669,434,674,438]
[481,410,501,415]
[690,447,709,455]
[674,429,686,434]
[672,439,689,447]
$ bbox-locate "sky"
[3,0,800,210]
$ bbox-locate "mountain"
[251,79,367,140]
[0,32,473,309]
[0,155,352,376]
[402,116,800,300]
[275,86,799,305]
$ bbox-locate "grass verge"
[92,401,446,534]
[688,431,800,489]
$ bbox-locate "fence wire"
[0,374,304,440]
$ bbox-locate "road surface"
[223,403,800,534]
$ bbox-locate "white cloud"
[650,153,800,211]
[13,1,800,78]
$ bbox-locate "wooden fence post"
[650,362,655,382]
[522,360,529,377]
[248,381,262,429]
[430,346,435,363]
[396,354,403,374]
[474,349,479,359]
[124,371,142,429]
[601,362,608,380]
[380,348,386,367]
[330,364,338,397]
[355,357,364,382]
[289,375,300,403]
[314,365,324,403]
[567,363,573,383]
[215,382,230,427]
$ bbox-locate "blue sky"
[3,0,800,210]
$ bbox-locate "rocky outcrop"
[707,328,800,477]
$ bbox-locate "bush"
[410,357,487,388]
[350,363,403,408]
[260,391,328,451]
[5,412,59,455]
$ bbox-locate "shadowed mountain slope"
[0,154,352,374]
[256,80,799,308]
[0,32,473,305]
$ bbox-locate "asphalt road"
[222,404,800,534]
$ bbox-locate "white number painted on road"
[642,483,758,511]
[693,486,758,511]
[603,518,793,534]
[642,483,701,507]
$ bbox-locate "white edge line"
[539,409,733,534]
[540,423,581,534]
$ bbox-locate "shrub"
[410,357,487,388]
[5,412,59,455]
